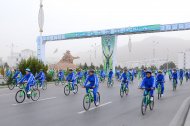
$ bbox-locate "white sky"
[0,0,190,61]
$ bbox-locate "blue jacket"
[140,76,155,88]
[36,71,46,81]
[77,71,83,78]
[83,74,99,88]
[66,72,75,82]
[179,70,184,78]
[13,71,22,79]
[100,70,105,77]
[108,71,113,78]
[58,71,64,78]
[156,74,165,83]
[172,72,178,79]
[19,73,36,85]
[119,72,130,83]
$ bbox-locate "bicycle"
[107,78,114,87]
[120,82,129,98]
[15,83,40,103]
[173,79,177,91]
[55,78,64,86]
[140,88,154,115]
[7,79,22,90]
[99,76,105,83]
[83,88,100,111]
[64,82,78,96]
[36,80,47,90]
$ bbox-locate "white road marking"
[12,97,57,106]
[78,101,112,114]
[0,93,14,97]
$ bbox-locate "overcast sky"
[0,0,190,61]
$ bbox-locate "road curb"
[169,96,190,126]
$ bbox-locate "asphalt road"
[0,76,190,126]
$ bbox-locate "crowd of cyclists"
[3,67,190,112]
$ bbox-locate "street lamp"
[38,0,44,35]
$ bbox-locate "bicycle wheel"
[15,90,25,103]
[42,81,47,90]
[120,85,124,98]
[73,85,78,94]
[31,89,40,101]
[149,97,154,110]
[55,80,59,86]
[83,94,91,111]
[107,81,110,87]
[8,82,15,90]
[94,92,100,107]
[64,85,70,96]
[141,97,147,115]
[111,80,114,87]
[125,87,129,95]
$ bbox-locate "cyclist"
[140,70,155,101]
[66,68,76,93]
[141,68,147,79]
[83,69,99,105]
[116,69,121,79]
[18,68,36,97]
[108,69,113,83]
[35,69,46,88]
[179,69,184,84]
[172,69,178,85]
[119,69,130,94]
[76,69,83,84]
[185,70,189,81]
[100,69,106,80]
[156,70,165,97]
[58,69,64,81]
[12,68,23,86]
[83,69,88,80]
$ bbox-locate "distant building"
[7,49,36,67]
[20,49,36,60]
[177,50,190,69]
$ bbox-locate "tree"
[90,63,95,69]
[17,57,48,75]
[83,62,88,70]
[100,64,104,69]
[160,61,176,70]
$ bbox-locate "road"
[0,76,190,126]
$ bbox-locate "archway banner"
[101,35,117,74]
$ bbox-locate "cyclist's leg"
[93,87,98,103]
[161,83,164,94]
[71,81,75,90]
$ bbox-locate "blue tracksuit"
[172,72,178,84]
[83,74,99,102]
[108,71,113,79]
[58,71,64,81]
[116,70,121,79]
[119,72,130,89]
[179,70,184,80]
[141,70,146,79]
[156,74,165,94]
[6,69,11,77]
[36,71,46,87]
[77,71,83,79]
[84,71,88,79]
[140,76,155,97]
[66,72,76,90]
[13,71,23,84]
[100,70,106,78]
[19,73,36,92]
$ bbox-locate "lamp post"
[38,0,44,36]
